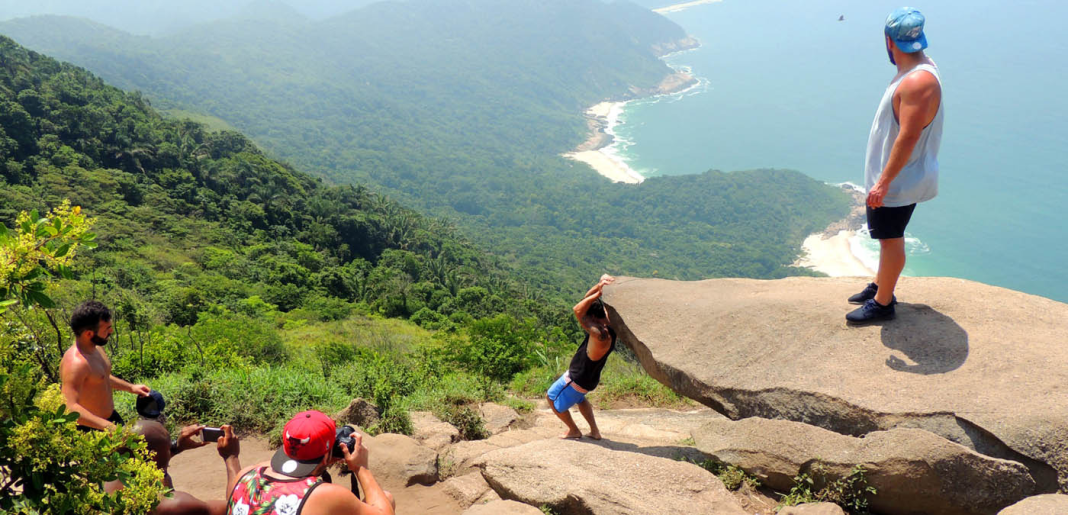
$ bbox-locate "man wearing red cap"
[224,410,394,515]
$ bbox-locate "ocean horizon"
[603,0,1068,303]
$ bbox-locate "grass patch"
[160,108,235,132]
[589,360,692,409]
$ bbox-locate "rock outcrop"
[479,403,521,435]
[411,411,460,451]
[442,472,500,509]
[364,433,439,486]
[998,494,1068,514]
[694,417,1035,515]
[335,398,380,428]
[603,276,1068,492]
[473,439,748,514]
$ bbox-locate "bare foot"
[586,431,602,441]
[560,430,582,440]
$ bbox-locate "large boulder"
[694,417,1034,515]
[998,494,1068,514]
[603,276,1068,490]
[473,439,748,514]
[442,471,500,509]
[479,403,520,435]
[364,433,438,486]
[335,398,380,428]
[411,411,460,451]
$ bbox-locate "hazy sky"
[0,0,380,35]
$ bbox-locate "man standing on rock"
[847,7,943,324]
[547,275,616,440]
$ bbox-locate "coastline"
[793,185,877,277]
[565,37,702,184]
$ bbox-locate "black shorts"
[866,204,916,240]
[76,410,125,432]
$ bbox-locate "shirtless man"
[60,300,150,430]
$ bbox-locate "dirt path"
[169,437,462,514]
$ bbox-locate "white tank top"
[864,61,944,207]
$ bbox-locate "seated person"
[547,274,617,440]
[225,410,394,515]
[107,420,240,515]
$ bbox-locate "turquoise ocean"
[611,0,1068,302]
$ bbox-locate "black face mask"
[91,331,110,346]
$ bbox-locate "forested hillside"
[0,34,568,358]
[0,0,853,295]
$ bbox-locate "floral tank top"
[227,467,324,515]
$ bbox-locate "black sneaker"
[848,282,878,304]
[848,283,897,306]
[846,299,896,324]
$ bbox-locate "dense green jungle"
[0,1,851,511]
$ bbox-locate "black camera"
[333,425,358,458]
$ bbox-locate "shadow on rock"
[575,437,706,462]
[881,303,969,374]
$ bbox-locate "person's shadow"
[880,303,969,374]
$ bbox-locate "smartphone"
[201,427,225,442]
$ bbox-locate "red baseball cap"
[271,410,336,477]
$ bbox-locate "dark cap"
[136,390,166,419]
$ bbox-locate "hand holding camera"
[215,425,239,460]
[337,427,369,473]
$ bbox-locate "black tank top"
[567,327,616,392]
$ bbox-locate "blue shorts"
[547,374,586,413]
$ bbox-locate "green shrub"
[778,462,876,513]
[410,307,450,330]
[683,457,761,491]
[446,314,539,381]
[300,295,354,322]
[437,403,488,441]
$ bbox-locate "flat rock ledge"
[473,439,747,514]
[603,276,1068,491]
[998,494,1068,514]
[695,417,1034,515]
[778,504,846,515]
[462,499,543,515]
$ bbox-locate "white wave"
[831,181,866,193]
[849,227,931,277]
[590,40,710,183]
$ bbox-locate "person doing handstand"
[547,274,616,440]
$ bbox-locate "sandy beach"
[794,230,875,278]
[565,149,642,184]
[654,0,723,14]
[563,101,645,184]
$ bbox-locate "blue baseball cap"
[885,7,928,53]
[136,389,166,419]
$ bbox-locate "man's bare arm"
[60,358,115,430]
[868,71,940,207]
[354,467,394,515]
[216,426,243,498]
[110,375,150,396]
